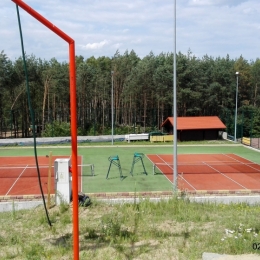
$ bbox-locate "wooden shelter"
[161,116,226,141]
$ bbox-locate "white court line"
[0,166,54,169]
[202,161,249,190]
[5,165,28,196]
[155,155,197,191]
[154,155,174,184]
[223,154,260,173]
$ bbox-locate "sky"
[1,0,260,62]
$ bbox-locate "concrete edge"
[2,194,260,212]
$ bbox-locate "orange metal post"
[12,0,73,43]
[69,42,79,257]
[11,1,79,259]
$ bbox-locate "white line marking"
[152,155,174,184]
[223,154,260,172]
[202,161,249,190]
[0,166,54,169]
[5,165,28,196]
[155,154,197,191]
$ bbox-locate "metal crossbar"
[153,163,173,175]
[81,164,95,176]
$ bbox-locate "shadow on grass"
[80,229,160,259]
[80,226,190,259]
[106,175,128,181]
[48,233,72,247]
[131,171,149,176]
[81,174,97,177]
[152,172,164,175]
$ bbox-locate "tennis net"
[153,162,260,174]
[0,164,94,178]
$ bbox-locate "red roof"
[161,116,226,130]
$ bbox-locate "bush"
[42,121,158,137]
[42,121,83,137]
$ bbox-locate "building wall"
[178,129,219,141]
[163,124,173,134]
[179,130,202,141]
[204,130,219,140]
[162,121,222,141]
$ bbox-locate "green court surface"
[0,143,259,194]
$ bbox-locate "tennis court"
[0,156,82,197]
[2,150,260,198]
[147,153,260,192]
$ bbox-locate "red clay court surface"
[0,156,82,197]
[147,154,260,193]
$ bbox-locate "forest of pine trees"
[1,49,260,138]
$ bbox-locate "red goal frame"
[11,1,79,259]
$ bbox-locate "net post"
[91,164,95,176]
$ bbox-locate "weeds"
[1,197,260,259]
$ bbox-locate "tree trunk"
[42,76,51,131]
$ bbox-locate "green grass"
[0,141,259,194]
[1,141,260,259]
[1,196,260,259]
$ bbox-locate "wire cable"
[16,5,52,227]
